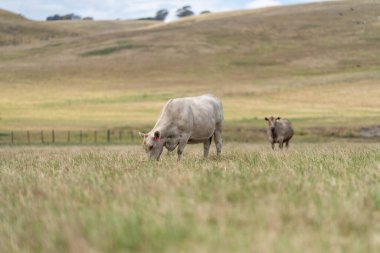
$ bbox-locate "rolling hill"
[0,0,379,141]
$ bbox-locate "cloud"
[246,0,282,9]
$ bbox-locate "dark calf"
[265,116,294,150]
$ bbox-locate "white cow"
[139,94,224,161]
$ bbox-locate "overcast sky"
[0,0,328,21]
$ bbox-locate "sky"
[0,0,329,21]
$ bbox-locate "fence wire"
[0,130,140,145]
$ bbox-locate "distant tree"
[137,9,169,21]
[200,10,211,15]
[46,14,61,21]
[61,14,70,20]
[46,13,82,21]
[137,17,157,21]
[155,9,169,21]
[62,13,81,20]
[83,17,94,21]
[176,6,194,18]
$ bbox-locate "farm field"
[0,0,380,141]
[1,143,380,253]
[1,0,380,252]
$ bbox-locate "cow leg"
[271,142,275,150]
[177,137,189,161]
[214,130,222,156]
[203,137,212,158]
[285,141,290,148]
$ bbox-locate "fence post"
[94,131,97,144]
[107,129,110,143]
[41,130,44,144]
[80,130,83,144]
[27,130,30,145]
[52,130,55,144]
[11,131,14,144]
[67,131,70,143]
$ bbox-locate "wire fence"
[1,127,377,146]
[0,129,141,145]
[0,128,273,145]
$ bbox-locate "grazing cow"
[139,94,224,161]
[265,116,294,150]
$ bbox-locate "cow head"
[265,116,281,132]
[139,130,164,161]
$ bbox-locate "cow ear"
[139,132,146,138]
[265,117,269,121]
[276,117,281,120]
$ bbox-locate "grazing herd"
[140,94,294,161]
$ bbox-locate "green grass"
[81,42,145,57]
[37,93,174,109]
[1,144,380,252]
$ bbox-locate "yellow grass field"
[1,144,380,253]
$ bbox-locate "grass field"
[1,1,380,252]
[1,144,380,253]
[0,0,380,140]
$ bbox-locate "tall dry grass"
[1,143,379,253]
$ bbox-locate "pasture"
[1,0,380,139]
[1,144,380,253]
[1,0,380,252]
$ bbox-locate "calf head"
[139,130,164,161]
[265,116,281,133]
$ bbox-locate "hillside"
[0,9,157,46]
[0,0,379,141]
[0,9,26,21]
[0,9,72,45]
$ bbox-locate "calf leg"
[203,137,212,158]
[214,130,222,156]
[279,140,284,149]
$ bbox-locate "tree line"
[139,6,210,21]
[46,6,210,22]
[46,13,93,21]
